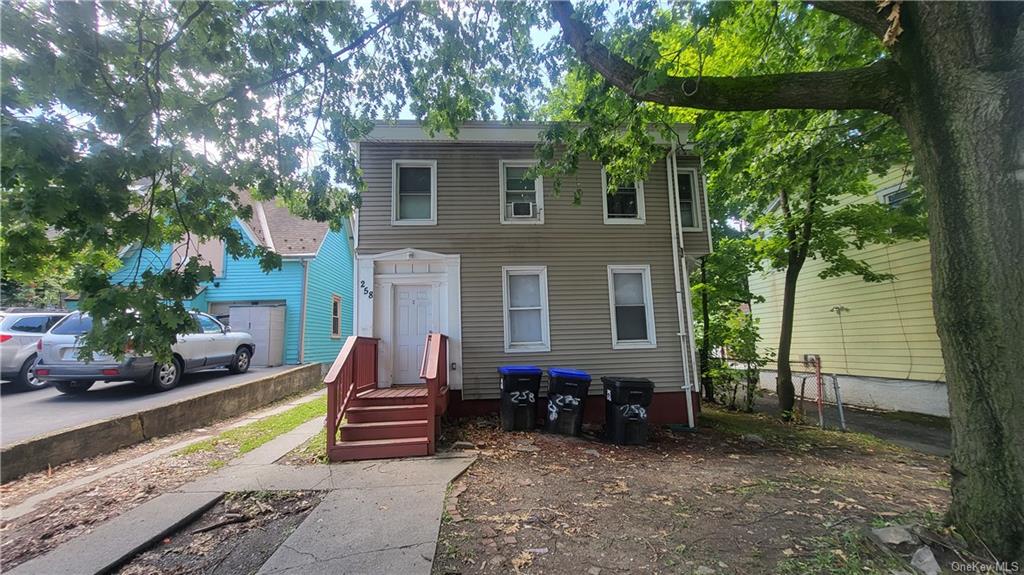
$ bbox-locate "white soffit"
[362,120,690,145]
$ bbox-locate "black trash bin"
[601,376,655,445]
[498,366,542,431]
[545,368,592,436]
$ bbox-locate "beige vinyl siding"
[748,168,945,382]
[359,142,706,400]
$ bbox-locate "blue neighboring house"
[107,189,354,367]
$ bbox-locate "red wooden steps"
[330,437,430,460]
[346,404,430,423]
[331,385,431,460]
[340,419,428,441]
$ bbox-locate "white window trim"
[601,167,646,224]
[499,159,544,225]
[501,265,551,353]
[331,294,342,338]
[391,159,437,226]
[607,264,657,350]
[676,167,703,232]
[875,183,910,207]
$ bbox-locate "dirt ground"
[0,392,324,570]
[432,408,953,575]
[0,439,237,570]
[117,491,322,575]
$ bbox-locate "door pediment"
[360,247,454,263]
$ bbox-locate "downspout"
[666,144,696,429]
[687,156,710,389]
[298,258,309,363]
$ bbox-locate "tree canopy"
[2,0,553,357]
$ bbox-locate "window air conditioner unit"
[510,202,534,218]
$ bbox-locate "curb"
[8,492,224,575]
[0,363,322,483]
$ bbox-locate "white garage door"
[228,305,285,367]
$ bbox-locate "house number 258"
[360,280,374,299]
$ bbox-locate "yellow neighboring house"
[748,167,948,416]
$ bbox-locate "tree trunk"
[775,254,803,415]
[552,1,1023,558]
[894,4,1024,561]
[700,257,714,402]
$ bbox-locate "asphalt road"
[0,365,295,446]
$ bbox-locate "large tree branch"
[205,2,414,109]
[810,1,889,39]
[551,1,902,114]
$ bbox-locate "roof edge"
[360,120,690,146]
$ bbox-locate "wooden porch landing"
[357,385,428,399]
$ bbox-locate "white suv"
[36,312,256,394]
[0,310,68,390]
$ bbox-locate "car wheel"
[150,356,183,392]
[54,381,94,395]
[228,346,251,374]
[14,355,48,391]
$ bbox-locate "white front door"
[393,285,435,384]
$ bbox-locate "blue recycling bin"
[545,368,592,436]
[498,366,542,431]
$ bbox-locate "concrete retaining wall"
[757,369,949,417]
[1,363,322,483]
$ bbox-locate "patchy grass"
[776,529,906,575]
[287,428,329,465]
[702,406,898,453]
[176,396,327,458]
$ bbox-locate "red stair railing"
[419,332,449,455]
[324,336,379,460]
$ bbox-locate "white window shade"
[608,265,657,349]
[613,272,645,306]
[502,266,550,352]
[509,274,541,308]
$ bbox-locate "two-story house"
[108,188,355,368]
[351,121,712,428]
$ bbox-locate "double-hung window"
[502,266,550,352]
[884,187,912,207]
[602,168,645,224]
[500,160,543,224]
[676,168,701,230]
[392,160,437,225]
[331,295,342,338]
[607,265,657,349]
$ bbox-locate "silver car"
[36,312,256,394]
[0,310,68,390]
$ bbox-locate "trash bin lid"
[498,365,543,376]
[548,368,592,382]
[601,376,654,389]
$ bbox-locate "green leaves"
[2,0,555,359]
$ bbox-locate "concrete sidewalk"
[753,394,951,457]
[10,410,475,575]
